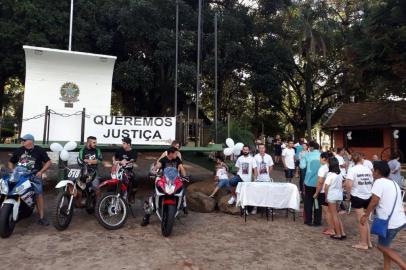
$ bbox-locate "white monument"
[21,45,116,142]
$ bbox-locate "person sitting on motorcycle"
[157,140,182,161]
[76,136,103,206]
[141,147,187,226]
[112,137,137,203]
[8,134,52,226]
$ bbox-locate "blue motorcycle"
[0,166,36,238]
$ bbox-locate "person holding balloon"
[8,134,52,226]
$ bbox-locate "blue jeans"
[217,179,230,189]
[229,175,242,187]
[30,176,43,195]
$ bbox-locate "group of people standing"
[286,138,406,270]
[213,135,405,269]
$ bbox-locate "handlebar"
[149,174,191,182]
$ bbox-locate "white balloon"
[63,141,77,151]
[50,143,63,152]
[60,150,70,161]
[223,147,234,156]
[235,142,244,151]
[226,138,235,148]
[233,148,241,156]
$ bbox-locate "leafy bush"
[1,128,14,138]
[211,120,255,147]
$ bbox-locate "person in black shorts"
[345,152,373,250]
[273,139,282,165]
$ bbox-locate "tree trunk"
[304,63,313,141]
[254,91,259,135]
[0,76,5,117]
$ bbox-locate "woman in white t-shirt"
[314,151,334,235]
[209,156,230,198]
[346,152,373,250]
[361,161,406,270]
[324,157,346,240]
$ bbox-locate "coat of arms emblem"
[60,82,80,108]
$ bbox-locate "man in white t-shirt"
[248,143,274,214]
[361,161,406,268]
[282,140,295,182]
[335,147,347,177]
[254,143,274,182]
[228,145,257,204]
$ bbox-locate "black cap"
[122,137,131,144]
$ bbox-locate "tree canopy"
[1,0,404,139]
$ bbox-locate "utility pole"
[214,13,218,143]
[69,0,74,51]
[174,0,179,116]
[195,0,202,146]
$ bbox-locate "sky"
[239,0,258,8]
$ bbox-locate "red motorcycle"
[146,167,189,237]
[95,162,134,230]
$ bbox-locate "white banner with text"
[85,115,176,145]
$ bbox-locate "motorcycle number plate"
[68,169,81,179]
[21,191,35,207]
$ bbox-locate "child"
[209,156,229,198]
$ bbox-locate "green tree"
[349,0,406,99]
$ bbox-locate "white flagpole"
[69,0,74,51]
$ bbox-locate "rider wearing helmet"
[141,146,187,226]
[113,137,137,202]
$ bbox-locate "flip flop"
[352,244,368,250]
[323,230,335,236]
[330,235,343,240]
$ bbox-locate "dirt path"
[0,156,405,270]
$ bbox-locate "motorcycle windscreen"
[163,168,178,184]
[11,166,30,183]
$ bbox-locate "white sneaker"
[250,207,257,215]
[227,196,236,205]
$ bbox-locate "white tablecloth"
[236,182,300,210]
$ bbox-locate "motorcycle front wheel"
[95,192,128,230]
[0,203,16,238]
[53,192,74,231]
[161,204,176,237]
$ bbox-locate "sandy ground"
[0,154,405,270]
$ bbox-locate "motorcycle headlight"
[165,184,175,195]
[0,180,9,195]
